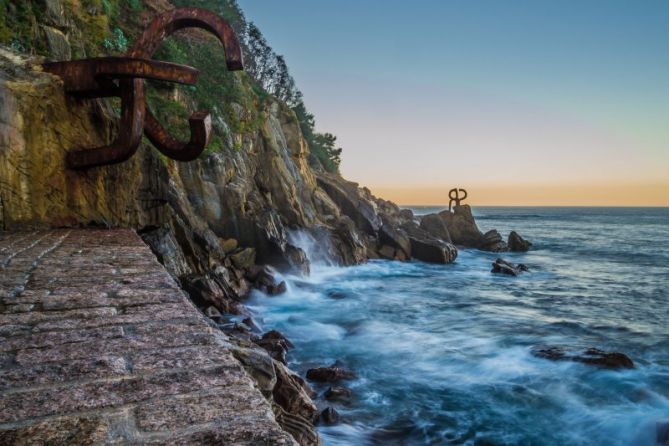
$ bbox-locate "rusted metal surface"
[43,58,199,98]
[448,188,468,211]
[41,7,243,170]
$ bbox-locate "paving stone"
[0,413,114,445]
[134,389,272,432]
[0,366,251,423]
[0,355,130,390]
[0,326,124,352]
[0,229,297,445]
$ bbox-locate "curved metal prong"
[127,8,244,70]
[128,7,243,159]
[66,78,145,170]
[144,109,211,161]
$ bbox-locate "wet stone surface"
[0,229,297,445]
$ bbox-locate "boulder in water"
[491,258,528,276]
[480,229,508,252]
[324,386,353,403]
[531,346,634,369]
[320,407,340,425]
[508,231,532,252]
[401,221,457,264]
[408,236,458,264]
[246,265,287,296]
[439,205,484,247]
[306,365,356,382]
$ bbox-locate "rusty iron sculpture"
[448,188,467,211]
[42,8,243,170]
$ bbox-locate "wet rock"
[531,346,635,369]
[205,306,222,320]
[324,386,352,403]
[247,265,287,296]
[419,213,452,243]
[401,222,457,264]
[508,231,532,252]
[330,216,368,265]
[221,322,258,342]
[242,317,261,333]
[320,407,340,425]
[480,229,508,252]
[255,330,294,365]
[378,215,411,258]
[439,205,484,247]
[439,205,510,252]
[268,281,288,296]
[491,258,528,276]
[182,276,245,315]
[230,343,277,397]
[408,236,458,264]
[284,244,311,276]
[273,361,319,422]
[272,405,321,446]
[327,291,347,300]
[306,365,355,383]
[140,226,193,278]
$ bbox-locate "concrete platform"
[0,229,296,445]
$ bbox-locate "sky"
[237,0,669,206]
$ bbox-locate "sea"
[246,207,669,446]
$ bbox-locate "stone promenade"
[0,229,296,445]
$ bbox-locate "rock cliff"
[0,1,526,443]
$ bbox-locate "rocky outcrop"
[319,407,340,425]
[480,230,508,252]
[324,386,353,403]
[508,230,532,251]
[306,365,356,383]
[413,205,529,253]
[255,330,294,364]
[439,205,484,247]
[230,341,320,445]
[491,258,528,276]
[419,213,452,243]
[531,346,634,370]
[399,220,457,264]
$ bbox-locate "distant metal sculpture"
[42,8,243,170]
[448,188,467,211]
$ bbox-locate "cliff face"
[0,3,462,443]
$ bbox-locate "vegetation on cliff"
[0,0,343,171]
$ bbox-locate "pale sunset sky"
[238,0,669,206]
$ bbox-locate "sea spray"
[288,228,337,267]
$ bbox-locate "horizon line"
[399,204,669,208]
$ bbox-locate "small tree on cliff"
[241,18,343,173]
